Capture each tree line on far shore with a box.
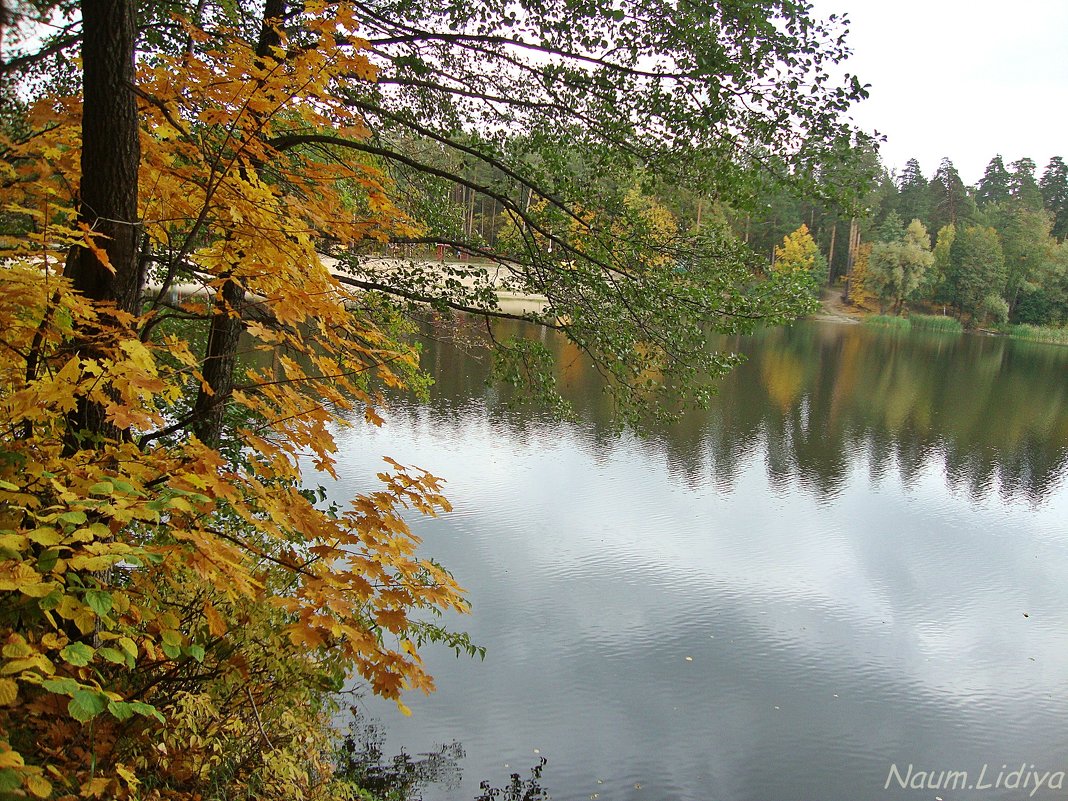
[745,153,1068,327]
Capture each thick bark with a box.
[63,0,140,448]
[67,0,142,312]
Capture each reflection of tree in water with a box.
[474,757,550,801]
[333,705,551,801]
[397,317,1068,504]
[335,707,464,800]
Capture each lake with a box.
[326,319,1068,801]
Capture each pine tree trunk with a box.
[826,222,836,284]
[67,0,141,311]
[62,0,140,449]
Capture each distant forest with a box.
[428,150,1068,328]
[748,153,1068,326]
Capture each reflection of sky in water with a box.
[325,324,1068,801]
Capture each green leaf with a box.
[68,689,107,722]
[160,629,182,647]
[41,677,81,696]
[127,700,165,723]
[88,481,114,495]
[107,700,135,721]
[0,769,22,792]
[38,588,62,611]
[97,646,125,665]
[112,480,143,496]
[58,511,87,525]
[59,642,95,667]
[161,642,181,660]
[35,549,59,573]
[186,644,205,663]
[84,589,113,617]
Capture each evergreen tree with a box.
[928,157,978,234]
[896,158,931,227]
[876,210,905,243]
[976,155,1012,207]
[1040,156,1068,240]
[1009,157,1044,210]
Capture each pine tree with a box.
[896,158,930,227]
[976,155,1012,207]
[1009,157,1044,210]
[928,157,978,234]
[1040,156,1068,240]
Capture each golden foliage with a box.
[773,224,819,274]
[847,242,878,310]
[1,7,468,800]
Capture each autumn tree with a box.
[773,224,823,297]
[1,0,868,797]
[845,241,877,310]
[774,224,820,273]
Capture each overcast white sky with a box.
[809,0,1068,185]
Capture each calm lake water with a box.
[327,319,1068,801]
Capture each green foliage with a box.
[1009,158,1045,210]
[998,323,1068,345]
[1040,157,1068,240]
[908,314,963,334]
[981,202,1055,316]
[977,155,1012,207]
[979,293,1011,325]
[866,219,934,312]
[895,158,931,226]
[875,211,906,243]
[946,225,1006,323]
[928,158,979,234]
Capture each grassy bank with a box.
[998,324,1068,345]
[909,314,964,333]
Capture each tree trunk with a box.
[841,216,858,302]
[191,0,285,446]
[191,278,246,444]
[62,0,140,449]
[67,0,141,312]
[826,222,836,284]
